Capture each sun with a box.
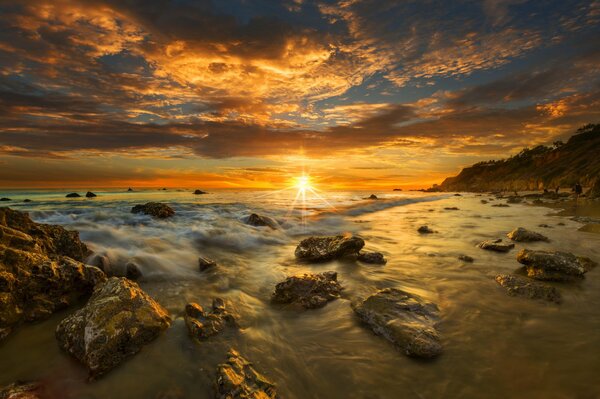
[295,175,311,193]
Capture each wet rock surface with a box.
[352,288,442,359]
[0,381,43,399]
[55,277,171,379]
[131,202,175,219]
[357,251,387,264]
[477,239,515,252]
[125,261,142,280]
[244,213,279,229]
[507,227,549,242]
[417,225,435,234]
[516,249,596,281]
[215,349,277,399]
[184,298,237,340]
[272,271,342,309]
[495,274,561,303]
[0,208,104,340]
[294,234,364,262]
[198,256,217,272]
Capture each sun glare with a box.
[295,175,311,193]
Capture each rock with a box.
[352,288,442,359]
[480,200,488,204]
[507,227,549,242]
[538,224,552,228]
[557,222,566,226]
[198,256,217,272]
[85,191,97,198]
[578,223,600,234]
[244,213,279,229]
[495,274,561,303]
[506,196,523,204]
[23,199,32,203]
[357,251,387,264]
[294,234,364,262]
[393,188,402,191]
[184,298,237,340]
[477,239,515,252]
[89,254,112,275]
[55,277,171,379]
[193,189,207,195]
[444,207,459,210]
[272,271,342,309]
[215,349,277,399]
[0,198,10,202]
[127,187,134,192]
[131,202,175,219]
[0,382,43,399]
[492,204,510,207]
[65,193,81,198]
[0,208,103,340]
[417,225,435,234]
[125,261,142,280]
[368,194,378,200]
[516,249,596,281]
[458,255,474,262]
[453,193,462,196]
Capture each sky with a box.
[0,0,599,189]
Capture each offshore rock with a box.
[193,189,207,195]
[368,194,378,200]
[516,249,596,281]
[125,261,142,280]
[495,274,561,303]
[131,202,175,219]
[272,271,342,309]
[184,298,237,340]
[244,213,279,229]
[55,277,171,379]
[198,256,217,272]
[357,251,387,264]
[215,349,277,399]
[65,193,81,198]
[352,288,442,359]
[507,227,549,242]
[295,234,364,262]
[458,255,474,262]
[85,191,97,198]
[477,239,515,252]
[0,198,10,202]
[417,225,435,234]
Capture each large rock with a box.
[477,239,515,252]
[495,274,561,303]
[193,189,207,195]
[184,298,237,340]
[507,227,549,242]
[55,277,171,379]
[352,288,442,359]
[244,213,279,229]
[215,349,277,399]
[131,202,175,219]
[516,249,596,281]
[272,271,342,309]
[85,191,97,198]
[0,208,103,340]
[417,225,435,234]
[0,382,43,399]
[65,193,81,198]
[357,251,387,264]
[294,234,364,262]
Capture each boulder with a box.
[85,191,97,198]
[495,274,561,303]
[244,213,279,229]
[368,194,378,200]
[294,235,364,262]
[352,288,442,358]
[272,271,342,309]
[65,193,81,198]
[23,199,32,203]
[516,249,596,281]
[55,277,171,379]
[0,198,10,202]
[357,251,387,264]
[0,382,43,399]
[507,227,549,242]
[417,225,435,234]
[193,189,207,195]
[127,187,134,192]
[458,255,474,262]
[0,208,103,340]
[184,298,237,340]
[131,202,175,219]
[215,349,277,399]
[477,239,515,252]
[198,256,217,272]
[125,261,142,280]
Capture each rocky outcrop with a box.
[516,249,596,281]
[294,234,364,262]
[477,239,515,252]
[0,208,104,340]
[0,198,10,202]
[495,274,561,303]
[507,227,548,242]
[65,193,81,198]
[125,261,142,280]
[352,288,442,359]
[357,251,387,264]
[85,191,97,198]
[244,213,279,229]
[131,202,175,219]
[55,277,171,379]
[0,382,43,399]
[193,190,207,195]
[272,271,342,309]
[215,349,277,399]
[368,194,378,200]
[184,298,237,340]
[417,225,435,234]
[198,256,217,272]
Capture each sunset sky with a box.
[0,0,599,189]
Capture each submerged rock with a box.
[294,234,364,262]
[516,249,596,281]
[131,202,175,219]
[495,274,561,303]
[0,381,43,398]
[506,196,523,204]
[215,349,277,399]
[198,256,217,272]
[65,193,81,198]
[507,227,549,242]
[458,255,474,262]
[357,251,387,264]
[55,277,171,379]
[477,239,515,252]
[352,288,442,359]
[272,271,342,309]
[417,225,435,234]
[244,213,279,229]
[0,208,103,340]
[85,191,97,198]
[193,189,207,195]
[184,298,237,340]
[444,207,459,210]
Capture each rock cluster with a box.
[184,298,237,340]
[131,202,175,219]
[215,349,277,399]
[294,235,364,262]
[516,249,595,281]
[272,271,342,309]
[507,227,548,242]
[495,274,561,303]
